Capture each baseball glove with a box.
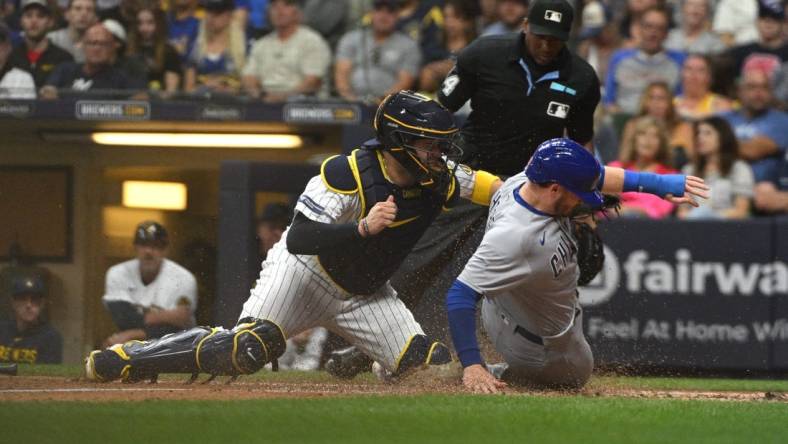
[573,194,621,286]
[575,222,604,286]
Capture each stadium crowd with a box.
[0,0,786,218]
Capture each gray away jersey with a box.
[458,172,580,337]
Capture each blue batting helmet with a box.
[524,138,604,209]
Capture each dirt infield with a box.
[1,375,786,403]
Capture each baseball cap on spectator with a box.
[758,0,785,20]
[203,0,235,12]
[10,275,47,298]
[102,19,126,43]
[21,0,51,14]
[528,0,575,42]
[373,0,403,10]
[578,1,611,40]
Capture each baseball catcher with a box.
[86,91,502,383]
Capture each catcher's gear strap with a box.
[394,334,452,375]
[574,222,604,286]
[196,318,286,376]
[469,168,500,206]
[320,154,358,195]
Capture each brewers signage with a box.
[75,101,150,120]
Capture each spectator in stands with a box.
[577,0,619,88]
[40,21,144,98]
[126,2,183,93]
[0,22,35,98]
[102,18,148,87]
[665,0,724,55]
[418,0,476,94]
[674,54,733,120]
[102,221,198,347]
[753,149,788,214]
[476,0,498,32]
[617,0,659,48]
[184,0,245,94]
[724,0,788,80]
[604,6,685,114]
[396,0,444,64]
[241,0,330,102]
[334,0,419,103]
[721,68,788,182]
[621,81,695,166]
[481,0,527,37]
[0,274,62,364]
[609,116,678,218]
[303,0,348,49]
[713,0,758,48]
[9,0,73,88]
[167,0,199,60]
[47,0,98,62]
[94,0,121,21]
[678,116,754,219]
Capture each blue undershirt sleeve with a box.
[446,279,483,368]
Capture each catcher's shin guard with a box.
[394,334,452,375]
[85,318,286,382]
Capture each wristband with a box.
[623,171,685,197]
[361,218,370,237]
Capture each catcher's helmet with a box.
[133,221,169,247]
[373,91,462,188]
[524,138,604,209]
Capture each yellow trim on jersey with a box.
[471,170,500,206]
[375,150,393,182]
[321,155,358,195]
[383,113,458,135]
[347,150,367,219]
[231,331,243,373]
[424,6,444,27]
[195,328,220,372]
[394,334,418,372]
[425,341,441,365]
[389,215,421,227]
[110,343,131,361]
[120,365,131,381]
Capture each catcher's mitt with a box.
[573,194,619,286]
[575,222,604,286]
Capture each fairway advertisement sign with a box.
[580,218,787,370]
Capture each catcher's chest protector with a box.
[318,146,452,295]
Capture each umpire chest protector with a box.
[318,142,457,295]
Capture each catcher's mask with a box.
[374,91,463,189]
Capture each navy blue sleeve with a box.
[446,279,483,368]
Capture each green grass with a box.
[2,396,788,444]
[6,365,788,443]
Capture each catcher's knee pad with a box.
[395,334,452,375]
[196,318,286,376]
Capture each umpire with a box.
[391,0,600,341]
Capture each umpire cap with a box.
[528,0,575,41]
[10,275,47,298]
[524,138,604,209]
[133,221,169,247]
